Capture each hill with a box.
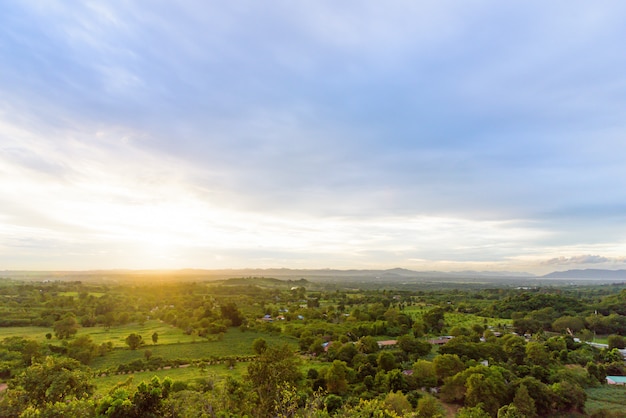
[541,269,626,280]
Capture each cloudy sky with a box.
[1,1,626,273]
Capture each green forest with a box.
[1,275,625,417]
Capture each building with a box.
[606,376,626,385]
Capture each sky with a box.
[1,1,626,274]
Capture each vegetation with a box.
[0,275,625,417]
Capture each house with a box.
[606,376,626,385]
[428,336,453,345]
[377,340,397,349]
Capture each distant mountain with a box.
[1,267,535,282]
[447,270,535,278]
[541,269,626,279]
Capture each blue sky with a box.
[1,1,626,273]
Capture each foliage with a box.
[0,356,94,416]
[336,399,401,417]
[53,314,79,339]
[423,307,446,333]
[125,333,144,350]
[415,394,445,418]
[2,277,626,417]
[97,376,172,417]
[247,344,302,417]
[456,405,491,418]
[383,391,412,415]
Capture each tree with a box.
[383,391,412,416]
[511,383,537,418]
[497,404,525,418]
[1,356,94,415]
[423,307,446,333]
[525,341,550,367]
[356,336,379,354]
[607,334,626,350]
[338,399,400,417]
[66,335,98,364]
[53,314,79,339]
[18,399,95,418]
[220,302,244,327]
[247,344,302,417]
[551,380,586,413]
[457,405,491,418]
[440,365,508,414]
[552,316,585,333]
[513,377,553,416]
[501,334,526,365]
[413,320,426,337]
[125,333,143,350]
[465,370,508,417]
[324,394,343,414]
[415,394,445,418]
[335,343,358,366]
[252,337,268,355]
[325,360,350,395]
[587,361,607,385]
[97,376,172,417]
[384,369,407,393]
[412,359,437,389]
[433,353,465,384]
[377,351,397,372]
[397,334,431,357]
[151,332,159,345]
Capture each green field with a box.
[403,306,513,330]
[0,321,200,346]
[0,321,298,371]
[77,321,200,347]
[585,385,626,415]
[57,291,105,298]
[0,326,51,342]
[92,363,244,396]
[90,327,297,370]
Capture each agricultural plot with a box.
[585,386,626,415]
[92,363,244,396]
[90,328,297,370]
[404,306,513,330]
[0,326,51,342]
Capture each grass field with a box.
[0,326,51,342]
[0,321,298,371]
[92,363,244,396]
[92,356,325,396]
[403,307,513,330]
[76,321,200,347]
[585,385,626,415]
[57,291,105,298]
[90,328,297,370]
[0,320,200,346]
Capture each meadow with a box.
[403,306,514,330]
[90,327,297,370]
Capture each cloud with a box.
[2,2,626,270]
[541,255,618,266]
